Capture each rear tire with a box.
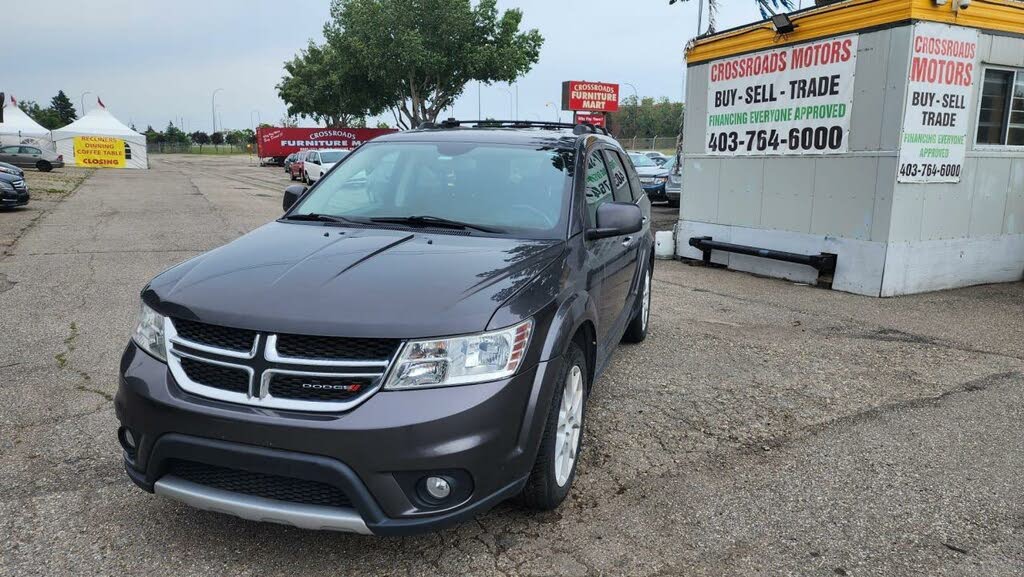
[36,161,52,172]
[623,262,652,343]
[518,342,588,511]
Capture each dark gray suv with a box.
[116,120,654,535]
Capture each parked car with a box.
[283,153,299,174]
[0,145,64,172]
[629,150,670,166]
[0,161,25,177]
[302,149,349,183]
[628,152,672,204]
[663,156,681,208]
[289,156,305,181]
[0,171,29,209]
[116,120,654,536]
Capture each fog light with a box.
[123,428,137,448]
[425,476,451,500]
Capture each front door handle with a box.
[622,236,633,247]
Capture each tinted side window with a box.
[602,150,634,203]
[584,151,613,227]
[21,147,41,154]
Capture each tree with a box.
[278,116,299,128]
[210,132,225,146]
[143,125,163,144]
[164,122,190,145]
[190,131,210,152]
[50,90,77,126]
[277,41,378,127]
[309,0,543,129]
[17,99,62,130]
[670,0,794,34]
[607,96,684,140]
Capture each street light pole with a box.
[545,102,561,123]
[80,91,92,115]
[211,88,224,134]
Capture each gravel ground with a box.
[0,155,1021,577]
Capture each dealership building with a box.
[677,0,1024,296]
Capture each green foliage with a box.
[277,41,378,127]
[50,90,78,126]
[224,129,256,145]
[17,99,63,130]
[210,132,225,146]
[277,0,543,129]
[190,131,210,151]
[164,122,190,145]
[607,96,684,140]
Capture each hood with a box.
[635,165,668,177]
[144,222,564,339]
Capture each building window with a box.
[976,67,1024,146]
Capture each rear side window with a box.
[584,152,613,227]
[602,150,634,203]
[21,147,41,154]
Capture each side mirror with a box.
[283,184,307,212]
[586,202,643,240]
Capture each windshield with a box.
[291,141,574,238]
[319,150,348,164]
[629,153,657,167]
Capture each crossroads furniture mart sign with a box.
[705,34,858,156]
[896,23,978,183]
[561,81,620,112]
[73,136,125,168]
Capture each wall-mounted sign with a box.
[896,22,978,183]
[574,112,607,127]
[562,81,620,112]
[704,34,858,156]
[73,136,125,168]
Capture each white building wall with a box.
[679,25,1024,296]
[881,31,1024,295]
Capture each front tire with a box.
[623,263,651,343]
[518,342,588,511]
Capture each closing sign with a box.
[705,34,858,156]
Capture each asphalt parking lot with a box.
[1,155,1021,577]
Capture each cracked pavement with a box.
[0,155,1022,576]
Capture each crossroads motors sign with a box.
[562,81,620,112]
[255,127,396,158]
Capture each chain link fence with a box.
[147,142,251,155]
[613,135,680,153]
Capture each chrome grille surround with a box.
[165,318,402,413]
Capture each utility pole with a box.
[80,91,92,115]
[211,88,224,134]
[478,82,482,119]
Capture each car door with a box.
[0,146,20,165]
[20,147,42,167]
[600,148,645,331]
[583,146,636,348]
[308,152,321,181]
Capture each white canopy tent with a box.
[52,104,147,169]
[0,97,54,150]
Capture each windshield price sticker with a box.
[705,34,858,156]
[897,23,978,183]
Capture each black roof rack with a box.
[418,118,610,136]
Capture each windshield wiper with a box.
[369,215,504,234]
[282,213,355,224]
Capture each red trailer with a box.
[255,127,397,166]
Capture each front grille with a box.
[275,334,399,361]
[269,374,375,401]
[173,318,257,353]
[179,357,249,393]
[167,460,352,508]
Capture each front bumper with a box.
[0,192,29,207]
[642,182,668,200]
[115,343,562,535]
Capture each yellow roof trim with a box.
[686,0,1024,65]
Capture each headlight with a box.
[384,320,532,390]
[655,176,669,184]
[132,302,167,362]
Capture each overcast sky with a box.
[6,0,781,132]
